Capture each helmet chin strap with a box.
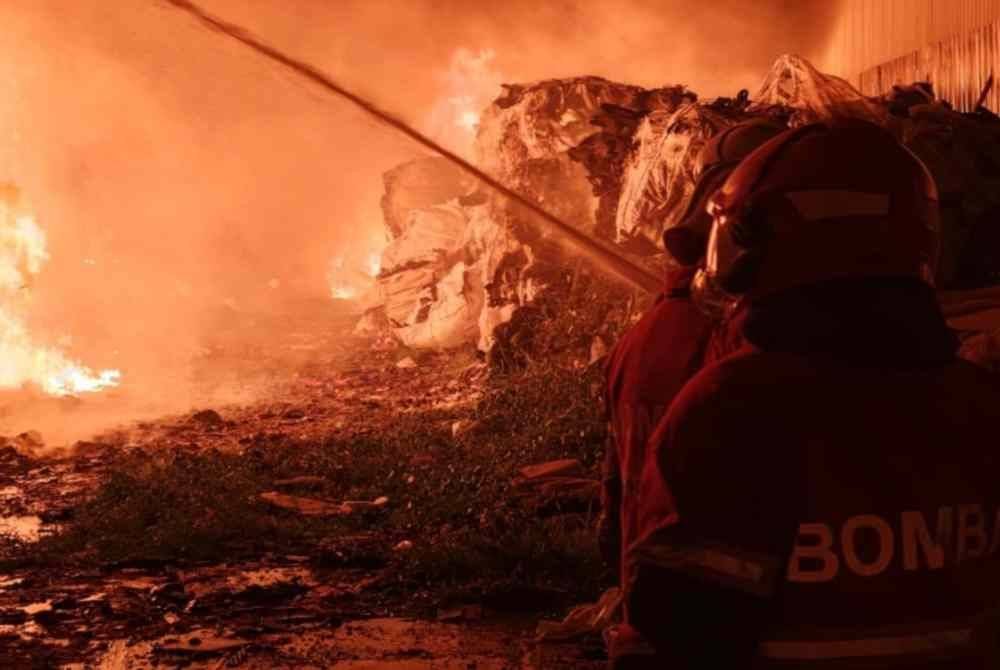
[690,268,738,320]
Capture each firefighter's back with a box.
[622,119,1000,670]
[687,348,1000,668]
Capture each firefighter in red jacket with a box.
[601,119,785,664]
[625,120,1000,668]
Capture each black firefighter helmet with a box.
[663,118,787,266]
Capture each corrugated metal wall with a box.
[824,0,1000,110]
[857,19,999,110]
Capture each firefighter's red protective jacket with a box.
[626,278,1000,668]
[602,268,739,587]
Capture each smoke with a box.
[0,0,837,446]
[424,48,506,158]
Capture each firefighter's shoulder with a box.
[651,348,812,487]
[657,348,812,441]
[640,349,808,586]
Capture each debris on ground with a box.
[191,409,225,428]
[155,630,250,656]
[273,475,326,489]
[437,604,484,622]
[395,356,418,369]
[258,491,352,516]
[536,587,623,642]
[519,459,585,481]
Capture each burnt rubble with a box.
[0,333,611,666]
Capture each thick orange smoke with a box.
[0,0,838,445]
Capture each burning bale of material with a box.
[366,77,696,353]
[372,157,477,349]
[362,54,1000,363]
[366,78,640,351]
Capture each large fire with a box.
[456,109,481,132]
[0,192,120,397]
[328,251,382,301]
[427,48,503,155]
[366,251,381,278]
[325,49,495,306]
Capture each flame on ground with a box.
[328,251,382,301]
[0,191,120,397]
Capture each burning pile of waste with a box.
[357,54,1000,360]
[359,77,692,351]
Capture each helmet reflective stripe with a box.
[704,213,731,286]
[784,191,890,222]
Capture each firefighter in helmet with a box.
[624,120,1000,668]
[601,118,786,664]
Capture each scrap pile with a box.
[363,54,1000,363]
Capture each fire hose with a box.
[160,0,664,295]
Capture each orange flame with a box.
[366,251,381,278]
[328,252,381,301]
[427,48,503,155]
[0,194,120,396]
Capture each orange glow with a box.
[331,285,358,300]
[0,195,120,397]
[457,109,480,132]
[427,48,503,156]
[328,251,382,301]
[366,252,382,278]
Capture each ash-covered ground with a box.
[0,281,628,668]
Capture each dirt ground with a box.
[0,298,611,669]
[0,558,604,668]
